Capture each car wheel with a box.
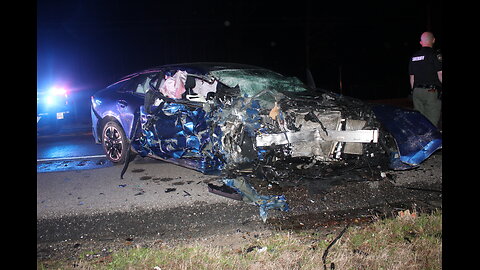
[102,121,128,163]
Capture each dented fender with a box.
[371,104,442,167]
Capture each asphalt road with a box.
[37,150,442,261]
[37,132,101,160]
[37,152,269,260]
[36,110,443,261]
[36,119,114,172]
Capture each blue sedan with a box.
[91,62,442,182]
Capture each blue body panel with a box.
[91,84,144,142]
[371,105,442,168]
[136,102,223,174]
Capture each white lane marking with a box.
[37,154,106,162]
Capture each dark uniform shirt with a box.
[408,47,442,88]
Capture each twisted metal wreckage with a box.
[119,67,442,222]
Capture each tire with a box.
[102,121,128,163]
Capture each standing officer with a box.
[408,31,443,127]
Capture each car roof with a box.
[115,62,268,84]
[156,62,267,74]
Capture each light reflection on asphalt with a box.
[37,156,113,173]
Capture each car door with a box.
[112,72,157,139]
[139,71,221,173]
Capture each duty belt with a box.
[415,84,440,90]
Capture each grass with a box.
[327,209,442,269]
[38,209,442,270]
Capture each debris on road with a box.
[207,183,243,201]
[222,177,289,222]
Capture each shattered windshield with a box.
[210,69,308,98]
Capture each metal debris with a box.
[222,177,289,222]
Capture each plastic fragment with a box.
[165,188,176,193]
[222,177,289,222]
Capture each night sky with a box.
[37,0,442,99]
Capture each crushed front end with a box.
[213,89,394,186]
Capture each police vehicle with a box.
[37,86,71,134]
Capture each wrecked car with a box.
[91,62,441,174]
[91,62,442,220]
